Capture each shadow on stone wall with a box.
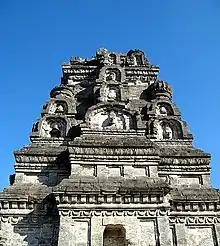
[75,81,95,120]
[9,145,74,245]
[37,149,71,187]
[13,194,60,246]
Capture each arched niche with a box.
[105,68,121,82]
[155,119,183,140]
[103,224,126,246]
[155,102,174,116]
[140,88,152,101]
[48,100,68,114]
[97,65,126,83]
[85,104,136,130]
[40,117,67,138]
[127,49,149,66]
[108,53,117,65]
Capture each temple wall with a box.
[0,215,59,246]
[1,214,220,245]
[1,48,218,246]
[174,224,217,246]
[58,214,173,246]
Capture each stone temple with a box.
[0,48,219,246]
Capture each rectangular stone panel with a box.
[107,166,121,176]
[80,165,95,176]
[177,175,201,186]
[186,226,216,246]
[138,219,157,246]
[73,220,89,246]
[133,167,147,176]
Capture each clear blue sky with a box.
[0,0,220,191]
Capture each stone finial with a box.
[152,80,173,99]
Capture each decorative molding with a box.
[15,163,69,172]
[160,157,210,165]
[0,216,22,224]
[171,202,219,212]
[0,201,34,210]
[169,216,220,225]
[158,165,210,172]
[0,215,59,224]
[15,155,58,164]
[55,193,164,205]
[69,147,158,156]
[59,209,169,217]
[153,140,192,146]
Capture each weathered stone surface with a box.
[0,48,219,245]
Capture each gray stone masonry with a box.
[0,48,219,246]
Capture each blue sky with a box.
[0,0,220,190]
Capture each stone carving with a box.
[1,49,217,246]
[163,125,172,139]
[70,147,156,156]
[130,55,137,66]
[48,103,57,114]
[56,104,65,113]
[70,56,85,64]
[41,120,52,137]
[155,121,173,140]
[49,102,65,114]
[108,53,117,65]
[96,48,107,64]
[128,50,144,66]
[105,71,116,81]
[169,216,220,225]
[40,118,66,138]
[96,47,108,56]
[67,76,80,85]
[105,69,121,82]
[102,86,119,102]
[155,121,163,139]
[134,55,143,66]
[156,105,167,116]
[59,210,169,218]
[135,76,142,85]
[103,111,124,130]
[88,109,131,130]
[55,192,163,205]
[106,89,117,101]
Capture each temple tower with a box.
[0,48,219,246]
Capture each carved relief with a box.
[41,120,52,137]
[163,125,173,139]
[88,109,132,130]
[155,103,173,116]
[108,53,117,65]
[101,86,120,102]
[105,69,121,82]
[67,76,81,85]
[59,210,169,217]
[102,111,124,130]
[107,89,117,101]
[155,120,182,140]
[40,118,66,138]
[48,102,66,114]
[127,49,148,66]
[155,122,173,140]
[131,54,142,66]
[155,105,168,116]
